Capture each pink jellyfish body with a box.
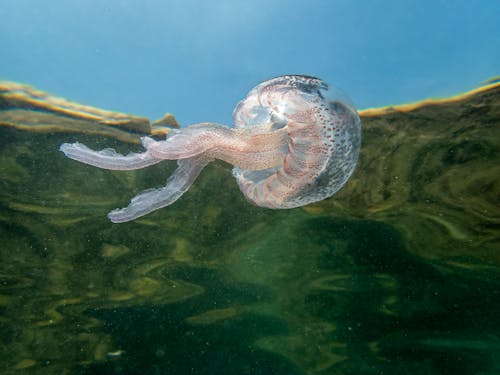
[60,75,361,222]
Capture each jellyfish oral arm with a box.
[107,156,211,223]
[59,122,290,222]
[146,123,289,170]
[60,123,288,172]
[59,142,162,170]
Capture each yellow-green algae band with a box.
[359,81,500,117]
[0,81,179,143]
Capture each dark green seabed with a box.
[0,82,499,374]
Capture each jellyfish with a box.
[60,75,361,223]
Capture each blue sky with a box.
[1,0,499,126]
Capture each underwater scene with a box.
[1,1,500,374]
[0,79,499,374]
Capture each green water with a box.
[1,94,500,375]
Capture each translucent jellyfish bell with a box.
[232,75,362,209]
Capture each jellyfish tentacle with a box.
[107,155,212,223]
